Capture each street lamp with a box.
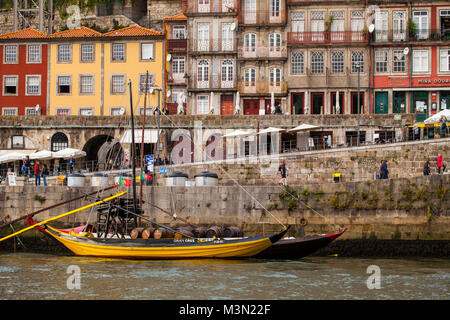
[356,61,361,147]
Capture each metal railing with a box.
[239,10,287,25]
[237,81,288,94]
[238,46,288,59]
[288,31,369,44]
[373,29,450,42]
[167,39,188,51]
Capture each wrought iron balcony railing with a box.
[288,31,369,44]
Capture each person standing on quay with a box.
[278,160,288,186]
[423,161,431,176]
[437,154,446,174]
[42,164,49,186]
[34,161,41,186]
[440,115,447,138]
[68,155,76,174]
[380,160,389,179]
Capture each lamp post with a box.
[356,61,361,147]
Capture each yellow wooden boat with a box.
[30,220,287,260]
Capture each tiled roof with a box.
[103,25,163,37]
[48,26,102,38]
[0,28,47,39]
[164,13,187,21]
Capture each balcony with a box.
[187,0,238,15]
[167,39,188,52]
[287,0,360,3]
[238,46,287,59]
[373,29,450,43]
[239,10,287,25]
[166,102,186,115]
[288,31,369,44]
[167,72,187,85]
[238,81,288,95]
[189,77,237,91]
[189,39,236,53]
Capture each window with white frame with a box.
[80,44,94,62]
[11,135,24,148]
[2,108,18,116]
[172,56,185,74]
[244,33,256,52]
[139,74,154,94]
[197,23,210,51]
[221,59,233,85]
[139,107,153,115]
[197,59,209,83]
[375,50,388,73]
[291,12,305,35]
[3,76,18,95]
[413,11,429,40]
[413,50,429,73]
[270,0,280,17]
[79,108,94,116]
[330,11,345,41]
[245,68,256,85]
[26,75,41,95]
[141,43,154,61]
[27,45,41,63]
[311,12,325,41]
[25,107,41,116]
[351,51,364,73]
[375,11,388,41]
[351,11,364,41]
[222,23,234,51]
[393,50,406,72]
[331,51,344,73]
[173,25,186,39]
[112,43,125,61]
[269,33,281,52]
[170,89,185,103]
[58,44,71,62]
[56,108,71,116]
[439,49,450,72]
[111,74,126,94]
[4,45,18,63]
[79,75,94,94]
[197,95,209,114]
[270,68,281,84]
[290,51,304,74]
[57,75,71,94]
[110,107,124,116]
[311,51,324,74]
[393,11,406,41]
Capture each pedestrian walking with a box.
[380,160,389,179]
[278,160,288,186]
[42,164,49,186]
[34,161,41,186]
[437,154,446,174]
[440,115,447,138]
[413,120,420,140]
[68,155,76,174]
[423,161,431,176]
[25,156,31,177]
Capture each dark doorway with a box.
[311,92,324,114]
[351,92,364,114]
[244,99,259,115]
[291,93,304,114]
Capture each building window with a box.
[170,89,185,103]
[79,75,94,94]
[393,50,406,72]
[375,11,388,41]
[221,59,233,86]
[197,59,209,83]
[4,45,18,63]
[58,44,72,62]
[57,75,71,94]
[413,10,429,40]
[439,49,450,72]
[3,76,18,95]
[270,0,280,17]
[139,107,153,115]
[291,51,304,74]
[351,51,364,73]
[270,68,281,83]
[26,75,41,95]
[25,107,41,116]
[197,23,210,51]
[269,33,281,52]
[11,135,24,149]
[172,56,185,74]
[392,11,406,41]
[2,108,18,116]
[51,132,69,151]
[222,23,234,51]
[245,68,256,85]
[197,95,209,114]
[311,51,324,74]
[110,107,124,116]
[375,50,388,73]
[55,108,71,116]
[141,43,154,61]
[111,74,126,94]
[351,11,364,41]
[173,25,186,39]
[27,45,41,63]
[112,43,125,61]
[139,74,154,94]
[79,107,94,116]
[413,50,429,73]
[331,51,344,73]
[80,44,94,62]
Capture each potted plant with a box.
[408,20,417,40]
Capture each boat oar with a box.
[0,185,119,230]
[0,191,128,243]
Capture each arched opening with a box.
[82,135,123,171]
[51,132,68,152]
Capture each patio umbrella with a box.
[0,152,27,164]
[271,92,275,114]
[210,92,215,114]
[29,150,54,160]
[52,148,86,159]
[177,92,184,115]
[288,124,320,132]
[223,130,254,138]
[335,91,340,114]
[235,92,240,114]
[424,109,450,123]
[257,127,284,135]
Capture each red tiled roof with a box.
[103,25,163,37]
[48,26,102,38]
[164,13,187,21]
[0,28,47,39]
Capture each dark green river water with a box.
[0,253,448,300]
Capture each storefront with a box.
[411,91,429,122]
[440,91,450,110]
[375,92,389,114]
[393,91,407,114]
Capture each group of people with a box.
[424,154,447,176]
[20,155,77,186]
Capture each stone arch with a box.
[82,135,123,171]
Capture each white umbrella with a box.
[29,150,54,160]
[304,91,309,114]
[52,148,86,159]
[210,92,215,114]
[235,92,240,114]
[257,127,284,135]
[177,92,184,114]
[223,130,254,138]
[424,109,450,123]
[270,92,275,114]
[0,152,27,164]
[335,91,340,114]
[288,124,320,132]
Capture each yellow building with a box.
[48,26,164,116]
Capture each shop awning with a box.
[0,150,36,163]
[120,129,160,144]
[52,148,86,159]
[288,124,320,132]
[257,127,284,135]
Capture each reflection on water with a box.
[0,252,449,300]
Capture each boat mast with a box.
[128,80,138,216]
[139,71,150,217]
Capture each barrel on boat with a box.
[165,171,188,186]
[67,172,86,187]
[224,226,244,238]
[175,228,194,239]
[91,172,109,187]
[193,226,208,238]
[142,227,155,239]
[205,226,225,238]
[153,227,174,239]
[130,227,144,239]
[194,171,218,186]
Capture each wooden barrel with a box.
[193,227,208,238]
[154,227,174,239]
[142,227,155,239]
[130,228,144,239]
[224,226,244,238]
[153,229,163,239]
[205,226,225,238]
[175,229,195,239]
